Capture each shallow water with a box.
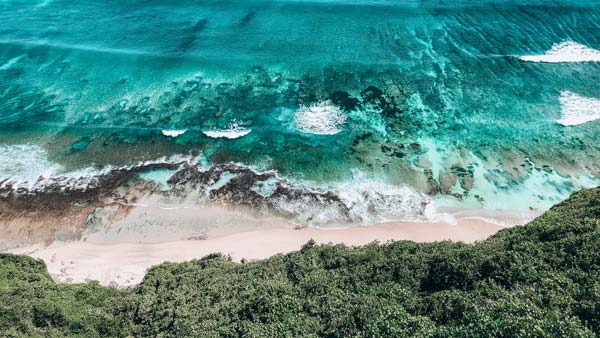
[1,0,599,222]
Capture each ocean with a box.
[1,0,599,225]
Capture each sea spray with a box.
[294,101,347,135]
[557,91,600,126]
[520,41,600,63]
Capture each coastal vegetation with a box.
[2,187,600,337]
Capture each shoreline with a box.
[7,216,504,287]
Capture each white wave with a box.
[332,174,430,223]
[0,144,64,186]
[161,129,187,137]
[203,129,251,139]
[557,91,600,126]
[294,101,346,135]
[0,145,195,191]
[272,172,431,225]
[202,122,251,139]
[520,41,600,63]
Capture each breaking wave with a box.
[164,163,431,225]
[294,101,346,135]
[0,150,431,226]
[0,146,193,192]
[557,91,600,126]
[0,144,64,186]
[202,121,252,139]
[520,41,600,63]
[161,129,187,137]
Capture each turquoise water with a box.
[1,0,599,216]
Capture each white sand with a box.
[8,216,503,287]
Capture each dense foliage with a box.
[2,188,600,337]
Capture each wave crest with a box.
[202,121,251,139]
[294,101,346,135]
[557,91,600,126]
[520,41,600,63]
[161,129,187,137]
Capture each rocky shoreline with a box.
[0,157,432,249]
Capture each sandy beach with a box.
[7,208,505,287]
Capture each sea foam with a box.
[0,144,64,186]
[161,129,187,137]
[557,91,600,126]
[271,171,431,225]
[520,41,600,63]
[0,143,194,191]
[332,175,430,223]
[294,101,346,135]
[202,122,251,139]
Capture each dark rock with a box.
[330,91,359,111]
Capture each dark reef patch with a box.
[329,91,359,111]
[240,8,258,26]
[175,18,209,54]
